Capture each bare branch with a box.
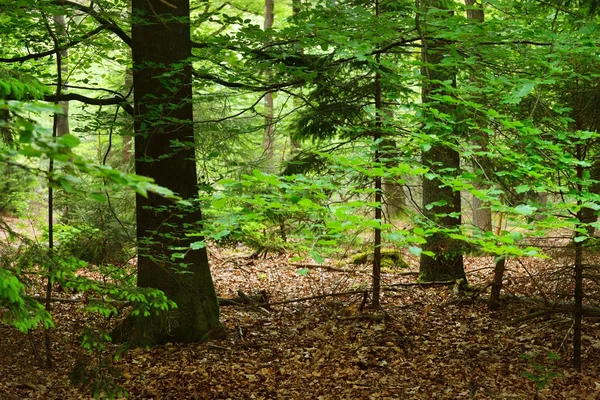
[42,93,133,115]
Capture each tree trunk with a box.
[488,256,506,311]
[289,0,302,154]
[472,186,492,231]
[53,16,69,138]
[418,0,465,282]
[465,0,492,232]
[573,146,584,371]
[382,138,405,219]
[121,69,133,164]
[128,0,221,344]
[121,3,133,164]
[262,0,276,172]
[581,165,600,235]
[53,14,70,224]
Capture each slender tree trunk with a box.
[53,14,71,223]
[122,67,133,164]
[418,0,465,282]
[262,0,275,171]
[381,127,405,219]
[489,255,506,310]
[126,0,221,344]
[581,165,600,235]
[45,12,70,367]
[120,2,133,164]
[290,0,302,154]
[573,145,584,371]
[465,0,491,232]
[53,16,69,138]
[372,1,383,307]
[472,184,492,231]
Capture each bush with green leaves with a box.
[0,96,181,398]
[0,161,37,215]
[203,169,336,256]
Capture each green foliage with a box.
[3,0,600,395]
[70,353,128,399]
[0,161,37,215]
[204,169,334,255]
[0,267,53,333]
[0,68,48,101]
[521,352,562,392]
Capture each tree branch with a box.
[192,71,303,91]
[0,24,109,63]
[42,93,133,115]
[51,0,132,46]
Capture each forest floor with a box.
[1,231,600,399]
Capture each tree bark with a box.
[262,0,276,172]
[488,255,506,310]
[122,2,133,165]
[54,15,70,139]
[128,0,221,344]
[122,66,133,164]
[382,138,405,219]
[573,146,584,371]
[418,0,465,282]
[464,0,492,232]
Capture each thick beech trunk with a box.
[418,0,465,282]
[128,0,221,344]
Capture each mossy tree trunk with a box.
[418,0,465,282]
[129,0,221,344]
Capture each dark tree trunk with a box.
[573,146,584,371]
[488,256,506,311]
[418,0,465,282]
[129,0,221,344]
[372,6,383,307]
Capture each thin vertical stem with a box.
[573,143,584,371]
[372,0,382,308]
[43,14,63,367]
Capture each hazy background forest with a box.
[1,0,600,398]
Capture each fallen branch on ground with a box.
[290,263,367,274]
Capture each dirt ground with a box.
[1,243,600,399]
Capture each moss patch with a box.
[350,249,408,270]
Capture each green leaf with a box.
[514,204,537,216]
[310,251,324,264]
[408,246,422,256]
[57,134,80,148]
[298,198,314,208]
[190,241,206,250]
